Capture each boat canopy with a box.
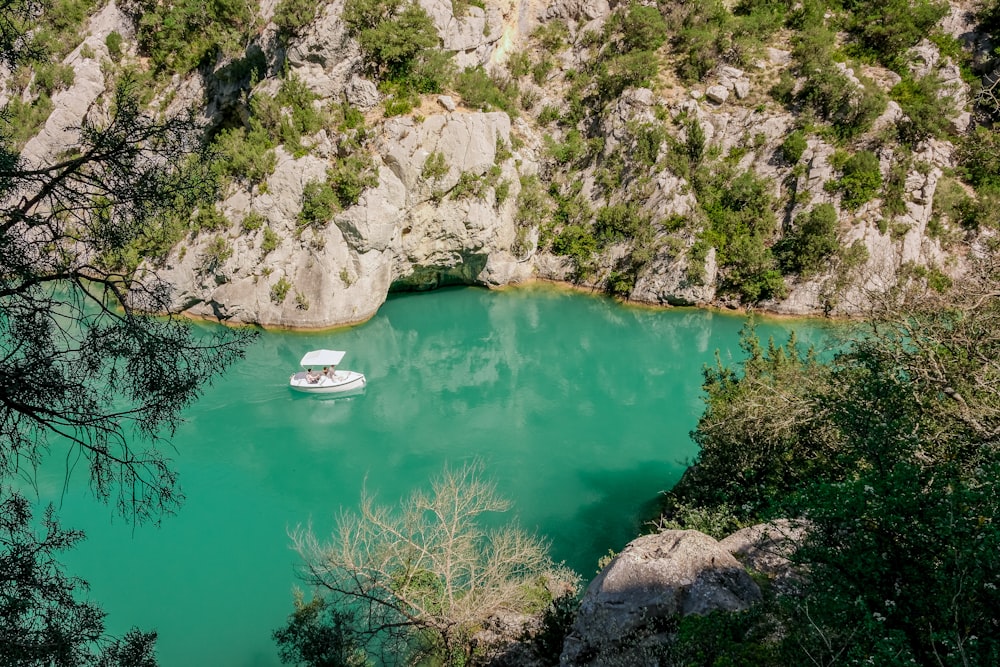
[299,349,346,368]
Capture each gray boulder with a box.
[560,530,761,666]
[718,520,806,594]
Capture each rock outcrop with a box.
[718,520,806,594]
[8,0,988,328]
[560,530,761,666]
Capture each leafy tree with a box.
[695,168,785,303]
[670,254,1000,663]
[1,13,254,660]
[891,74,956,146]
[666,320,837,523]
[0,487,158,665]
[613,2,667,53]
[1,78,255,522]
[343,0,443,87]
[775,203,840,275]
[845,0,948,64]
[133,0,258,73]
[273,591,366,667]
[290,462,578,665]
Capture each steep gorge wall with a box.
[10,0,993,328]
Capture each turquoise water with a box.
[33,285,826,666]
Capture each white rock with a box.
[734,79,751,99]
[437,95,457,111]
[705,85,729,104]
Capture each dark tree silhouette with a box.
[0,10,255,664]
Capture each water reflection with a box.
[38,285,828,667]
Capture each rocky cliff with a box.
[8,0,997,327]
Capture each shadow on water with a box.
[548,462,686,572]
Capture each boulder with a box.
[705,85,729,104]
[560,530,761,666]
[718,520,806,593]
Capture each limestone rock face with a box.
[17,0,985,328]
[20,1,130,167]
[559,530,761,666]
[718,520,806,594]
[159,111,528,327]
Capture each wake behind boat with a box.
[289,349,367,394]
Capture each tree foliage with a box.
[0,3,257,658]
[0,487,158,665]
[290,462,578,665]
[775,203,840,276]
[343,0,444,88]
[668,252,1000,663]
[1,78,255,523]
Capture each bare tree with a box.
[290,462,579,665]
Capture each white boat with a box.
[289,349,367,394]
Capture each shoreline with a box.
[173,277,856,332]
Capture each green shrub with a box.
[33,62,74,95]
[846,0,948,65]
[834,150,882,210]
[241,211,265,232]
[515,175,549,230]
[596,50,660,99]
[328,154,378,208]
[668,0,732,81]
[271,277,292,304]
[780,130,807,164]
[956,126,1000,191]
[531,57,554,85]
[533,20,569,53]
[421,151,449,181]
[594,203,648,245]
[298,181,339,228]
[193,206,230,233]
[261,227,281,255]
[545,130,588,165]
[201,235,233,272]
[612,2,668,53]
[273,0,317,37]
[105,31,123,60]
[694,168,784,302]
[343,0,446,92]
[2,94,54,148]
[791,26,886,138]
[776,203,840,276]
[881,156,909,218]
[551,225,597,267]
[494,179,511,206]
[890,74,955,146]
[135,0,257,73]
[455,67,518,114]
[211,122,277,186]
[537,105,561,125]
[451,171,486,200]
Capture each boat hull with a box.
[289,371,367,394]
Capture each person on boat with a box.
[305,368,321,383]
[326,365,337,379]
